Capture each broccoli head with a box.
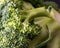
[0,0,42,48]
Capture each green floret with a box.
[0,0,42,48]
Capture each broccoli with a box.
[0,0,57,48]
[0,0,43,48]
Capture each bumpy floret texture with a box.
[0,0,41,48]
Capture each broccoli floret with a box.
[0,0,42,48]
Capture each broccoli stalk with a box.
[30,9,60,48]
[23,7,50,24]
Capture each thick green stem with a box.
[28,12,60,48]
[28,19,60,48]
[22,7,60,48]
[24,7,50,23]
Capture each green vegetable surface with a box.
[0,0,42,48]
[0,0,60,48]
